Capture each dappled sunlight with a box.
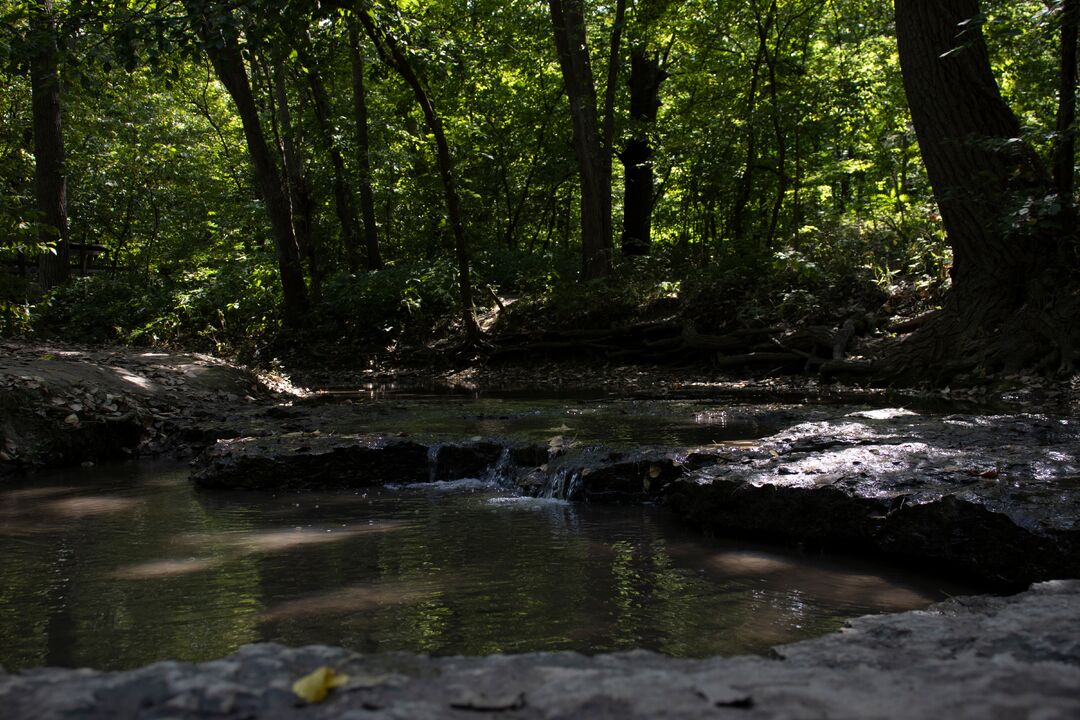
[44,495,142,518]
[0,485,81,501]
[179,522,408,555]
[110,366,155,391]
[259,583,431,621]
[110,557,220,580]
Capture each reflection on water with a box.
[0,461,979,671]
[301,395,834,448]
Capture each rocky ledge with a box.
[192,409,1079,587]
[2,579,1078,719]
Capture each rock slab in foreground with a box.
[2,580,1078,719]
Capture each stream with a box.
[0,393,984,672]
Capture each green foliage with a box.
[313,261,459,344]
[32,274,172,344]
[0,0,1063,363]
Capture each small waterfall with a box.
[565,471,582,500]
[426,444,441,483]
[541,468,580,500]
[483,447,515,487]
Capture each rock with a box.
[662,412,1080,586]
[1,581,1077,719]
[191,434,548,490]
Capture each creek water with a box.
[0,453,977,672]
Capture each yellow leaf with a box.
[292,666,349,704]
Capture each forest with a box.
[1,0,1078,384]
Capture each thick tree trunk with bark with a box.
[621,49,667,256]
[356,10,480,342]
[549,0,613,280]
[185,1,309,326]
[29,0,69,291]
[888,0,1077,378]
[349,19,382,271]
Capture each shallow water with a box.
[299,394,842,448]
[0,461,978,671]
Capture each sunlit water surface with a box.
[0,461,977,671]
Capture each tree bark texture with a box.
[886,0,1079,378]
[894,0,1050,312]
[30,0,70,291]
[349,18,383,271]
[621,49,667,256]
[550,0,613,280]
[184,0,309,325]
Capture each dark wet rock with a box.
[191,434,432,489]
[530,449,685,502]
[192,434,549,490]
[431,440,505,481]
[2,580,1078,719]
[662,410,1080,586]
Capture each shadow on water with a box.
[0,459,983,671]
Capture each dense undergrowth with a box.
[1,219,951,372]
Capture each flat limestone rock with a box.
[191,433,547,490]
[1,580,1077,719]
[663,411,1080,586]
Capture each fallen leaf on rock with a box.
[292,666,349,703]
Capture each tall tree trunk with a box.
[356,11,480,341]
[730,2,775,247]
[299,41,363,274]
[621,49,668,256]
[185,0,309,326]
[349,18,382,271]
[29,0,69,291]
[1054,0,1079,234]
[550,0,613,280]
[888,0,1072,377]
[273,65,320,301]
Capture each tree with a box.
[29,0,69,290]
[890,0,1076,376]
[548,0,621,280]
[183,0,309,326]
[349,16,382,271]
[621,47,669,256]
[353,3,481,342]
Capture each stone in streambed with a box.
[191,434,431,489]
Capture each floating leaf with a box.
[292,666,349,704]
